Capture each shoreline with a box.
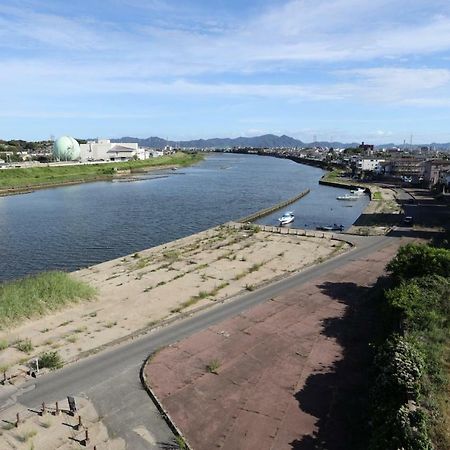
[0,153,203,197]
[0,222,351,383]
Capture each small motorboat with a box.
[350,188,366,195]
[278,211,295,225]
[336,194,359,201]
[316,224,344,231]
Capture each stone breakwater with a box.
[238,189,310,223]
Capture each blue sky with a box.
[2,0,450,143]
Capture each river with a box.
[0,153,368,282]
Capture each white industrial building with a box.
[79,139,152,162]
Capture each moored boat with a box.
[278,211,295,225]
[316,224,344,231]
[350,188,366,195]
[336,194,359,200]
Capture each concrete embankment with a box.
[319,178,369,194]
[238,189,310,223]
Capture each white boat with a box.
[336,194,359,201]
[350,188,366,195]
[278,211,295,225]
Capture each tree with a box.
[386,243,450,281]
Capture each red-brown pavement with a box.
[145,240,405,450]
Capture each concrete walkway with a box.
[144,239,407,449]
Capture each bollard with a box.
[41,402,46,415]
[2,371,6,385]
[15,412,20,428]
[55,401,60,416]
[84,428,89,444]
[76,415,83,430]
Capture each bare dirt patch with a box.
[0,396,124,449]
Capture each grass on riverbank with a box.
[323,168,345,181]
[0,152,203,190]
[0,271,97,329]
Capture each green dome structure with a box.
[52,136,81,161]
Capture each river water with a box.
[0,153,368,282]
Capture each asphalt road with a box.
[0,233,392,449]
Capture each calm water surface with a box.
[0,154,368,281]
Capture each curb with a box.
[140,356,193,450]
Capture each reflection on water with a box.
[0,154,368,281]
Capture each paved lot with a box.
[145,240,407,450]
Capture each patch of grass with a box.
[0,271,96,329]
[65,335,78,343]
[38,351,63,370]
[209,282,229,297]
[133,258,149,270]
[234,270,247,280]
[16,338,33,353]
[206,359,220,374]
[324,168,344,180]
[104,321,117,328]
[0,339,9,350]
[57,320,73,327]
[249,262,263,273]
[244,284,255,291]
[372,191,383,200]
[162,249,181,262]
[174,435,187,450]
[74,326,87,333]
[2,422,15,431]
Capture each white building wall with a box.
[357,158,385,172]
[80,140,139,162]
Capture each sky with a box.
[1,0,450,144]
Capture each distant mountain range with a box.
[112,134,450,150]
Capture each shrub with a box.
[385,275,449,332]
[38,351,63,370]
[386,244,450,281]
[206,359,220,374]
[373,335,424,399]
[16,338,33,353]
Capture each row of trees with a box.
[369,243,450,449]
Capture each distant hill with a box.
[111,134,450,151]
[112,134,358,149]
